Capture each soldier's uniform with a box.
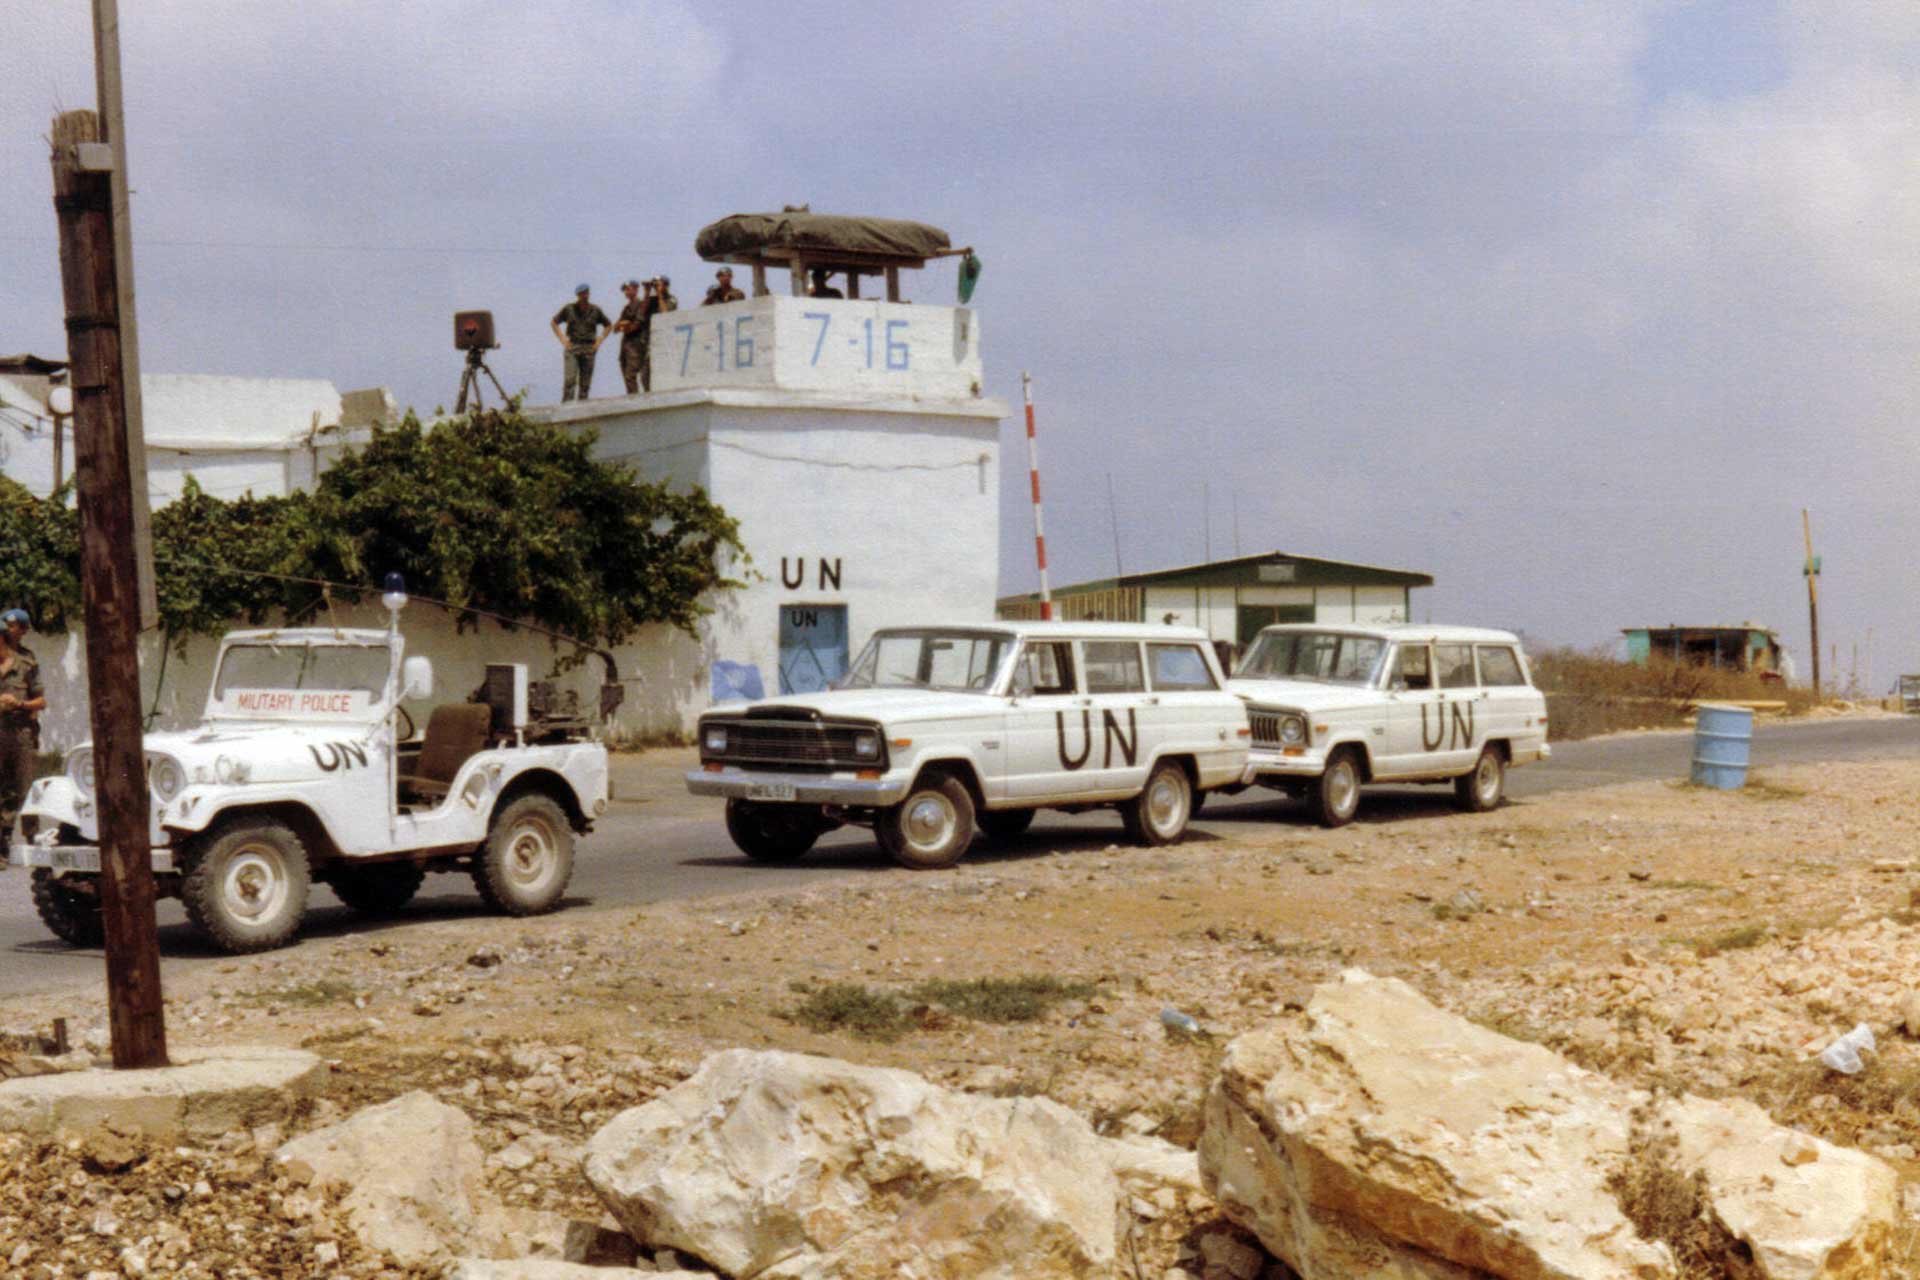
[622,289,676,393]
[0,644,42,831]
[702,283,746,306]
[552,298,612,401]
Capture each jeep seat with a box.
[399,703,493,801]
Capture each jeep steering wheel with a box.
[395,704,417,740]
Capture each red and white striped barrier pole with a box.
[1022,372,1053,620]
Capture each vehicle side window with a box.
[1391,644,1432,691]
[1083,641,1146,693]
[1477,645,1527,686]
[1434,644,1476,689]
[1016,641,1075,695]
[1148,643,1218,691]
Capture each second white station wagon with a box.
[1230,623,1549,827]
[689,622,1251,868]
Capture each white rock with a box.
[449,1263,706,1280]
[1199,971,1896,1280]
[275,1090,499,1265]
[584,1048,1122,1279]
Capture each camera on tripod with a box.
[452,310,506,413]
[453,310,497,351]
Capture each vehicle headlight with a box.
[68,749,94,799]
[702,724,729,753]
[147,753,185,802]
[1279,715,1308,747]
[851,731,880,760]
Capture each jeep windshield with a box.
[210,641,391,719]
[1236,631,1385,687]
[839,629,1014,692]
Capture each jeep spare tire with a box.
[724,798,822,862]
[877,774,974,870]
[182,818,312,954]
[30,868,105,948]
[475,794,574,915]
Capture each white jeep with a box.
[10,623,610,953]
[1230,623,1550,827]
[688,622,1251,868]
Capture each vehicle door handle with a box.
[1144,696,1160,706]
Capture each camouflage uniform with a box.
[620,291,676,393]
[0,645,42,830]
[552,300,612,401]
[702,283,746,306]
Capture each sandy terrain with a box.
[5,754,1920,1277]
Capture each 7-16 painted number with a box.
[674,317,757,376]
[803,312,910,370]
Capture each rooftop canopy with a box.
[694,209,963,301]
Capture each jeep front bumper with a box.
[10,837,176,874]
[686,766,910,807]
[1245,745,1330,780]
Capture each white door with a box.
[1431,642,1484,771]
[1475,643,1539,757]
[1145,640,1232,783]
[1003,639,1089,802]
[1078,639,1151,797]
[1379,641,1443,778]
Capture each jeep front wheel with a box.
[330,862,427,916]
[877,774,974,870]
[30,869,104,948]
[1315,749,1362,828]
[1122,760,1192,846]
[182,819,311,954]
[475,794,573,915]
[724,799,821,863]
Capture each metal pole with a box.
[1802,508,1821,699]
[91,0,158,630]
[1021,372,1052,619]
[49,109,168,1070]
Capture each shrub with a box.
[1531,647,1817,742]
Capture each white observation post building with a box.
[529,212,1005,731]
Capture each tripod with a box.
[454,345,508,414]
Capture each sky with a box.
[3,1,1917,689]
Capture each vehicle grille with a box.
[706,719,884,772]
[1249,712,1283,746]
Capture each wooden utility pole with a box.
[49,109,168,1070]
[1802,508,1821,701]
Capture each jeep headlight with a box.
[1279,715,1308,748]
[851,731,880,760]
[702,724,729,753]
[68,748,94,799]
[147,753,185,802]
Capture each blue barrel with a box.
[1691,703,1754,789]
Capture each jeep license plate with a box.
[50,847,101,873]
[746,782,798,802]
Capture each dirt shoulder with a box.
[6,756,1920,1274]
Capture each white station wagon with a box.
[1230,623,1549,827]
[689,622,1251,868]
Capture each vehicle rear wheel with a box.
[976,808,1036,841]
[1122,760,1192,846]
[724,799,822,863]
[1314,749,1362,828]
[475,794,574,915]
[1455,746,1506,813]
[877,774,974,870]
[30,869,103,948]
[329,862,427,916]
[182,819,311,954]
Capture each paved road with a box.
[3,716,1916,1000]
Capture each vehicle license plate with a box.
[50,847,101,872]
[747,782,798,802]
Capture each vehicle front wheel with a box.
[1455,746,1506,813]
[1122,760,1192,846]
[182,819,311,954]
[1314,749,1362,828]
[30,869,103,948]
[877,774,975,870]
[724,799,822,863]
[976,808,1036,841]
[475,794,574,915]
[329,862,427,916]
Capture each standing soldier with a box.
[0,609,45,832]
[550,284,612,401]
[638,277,677,392]
[615,279,648,396]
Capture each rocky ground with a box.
[5,751,1920,1277]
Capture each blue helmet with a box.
[574,282,590,294]
[0,609,28,627]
